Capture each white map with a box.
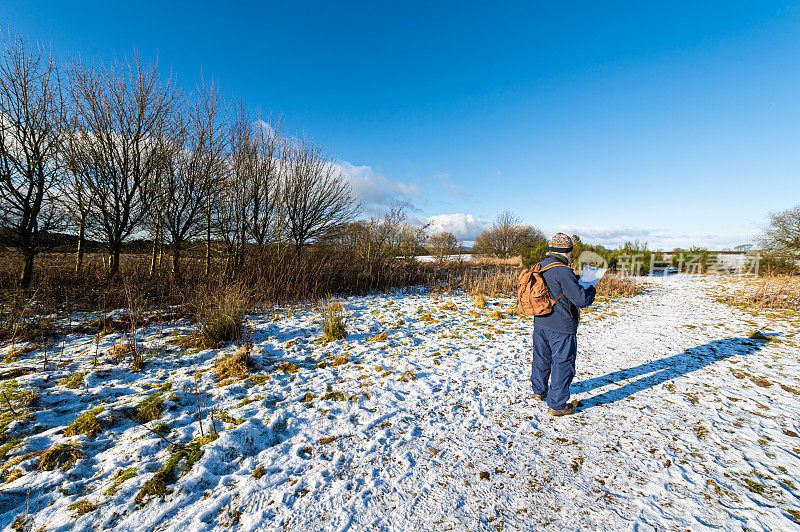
[579,265,607,289]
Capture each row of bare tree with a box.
[0,31,366,287]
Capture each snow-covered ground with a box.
[1,275,799,531]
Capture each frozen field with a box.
[1,275,799,531]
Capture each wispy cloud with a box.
[434,171,470,201]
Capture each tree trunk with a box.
[172,244,182,284]
[75,216,85,275]
[205,202,212,276]
[149,221,160,277]
[109,247,121,278]
[19,250,35,288]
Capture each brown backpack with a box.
[517,262,570,316]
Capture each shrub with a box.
[194,283,251,348]
[321,304,346,341]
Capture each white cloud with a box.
[254,119,275,137]
[549,225,756,250]
[337,161,420,218]
[425,213,492,241]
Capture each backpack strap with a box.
[539,262,571,273]
[539,262,570,302]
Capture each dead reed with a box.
[725,274,800,311]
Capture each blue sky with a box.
[4,1,800,249]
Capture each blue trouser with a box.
[531,327,578,411]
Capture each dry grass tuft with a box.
[136,433,218,504]
[726,274,800,311]
[594,275,643,298]
[13,390,39,408]
[367,331,388,342]
[419,311,437,323]
[194,283,251,348]
[105,467,137,495]
[321,304,347,341]
[275,360,300,374]
[326,355,349,367]
[38,443,83,471]
[301,392,317,403]
[322,384,347,401]
[474,293,487,309]
[749,330,773,342]
[69,499,99,517]
[215,348,254,381]
[3,468,23,485]
[108,339,132,362]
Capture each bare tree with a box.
[395,223,428,261]
[0,31,65,287]
[473,210,545,258]
[61,114,98,275]
[69,54,178,277]
[215,102,252,272]
[428,231,458,264]
[339,203,409,272]
[282,139,358,254]
[249,115,282,248]
[193,78,227,276]
[759,205,800,257]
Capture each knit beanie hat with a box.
[549,233,574,253]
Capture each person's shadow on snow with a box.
[572,335,775,409]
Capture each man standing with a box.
[531,233,595,416]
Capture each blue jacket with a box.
[533,254,596,335]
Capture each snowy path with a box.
[1,275,800,531]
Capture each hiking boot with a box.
[533,394,546,402]
[548,400,581,416]
[548,405,575,416]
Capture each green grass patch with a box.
[68,499,98,517]
[58,372,88,389]
[135,386,170,423]
[65,407,104,437]
[105,467,137,495]
[322,385,347,401]
[136,433,219,504]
